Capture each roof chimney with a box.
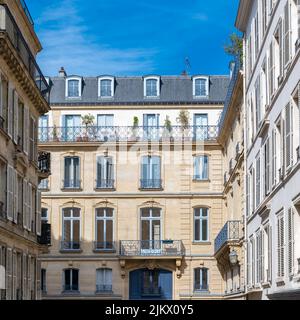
[58,67,67,77]
[181,70,188,76]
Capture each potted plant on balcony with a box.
[129,116,139,142]
[177,110,190,141]
[81,114,95,142]
[162,116,173,142]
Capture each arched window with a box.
[194,207,209,242]
[95,208,114,251]
[62,208,81,250]
[193,77,209,97]
[194,268,209,292]
[98,77,114,98]
[66,77,82,98]
[96,268,113,293]
[144,76,160,97]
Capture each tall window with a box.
[96,156,114,189]
[277,212,285,278]
[0,75,8,132]
[95,208,114,251]
[41,269,47,293]
[62,208,81,250]
[66,79,81,98]
[39,115,48,142]
[194,114,208,140]
[287,207,295,276]
[194,268,209,291]
[141,208,161,251]
[0,161,6,219]
[194,77,209,97]
[64,157,80,189]
[99,79,113,97]
[63,115,81,142]
[144,78,160,97]
[194,208,209,242]
[194,155,209,180]
[63,269,79,292]
[41,208,49,224]
[141,156,161,189]
[96,268,113,293]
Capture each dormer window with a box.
[144,76,160,98]
[98,77,114,98]
[193,77,209,98]
[66,77,82,98]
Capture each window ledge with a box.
[95,291,114,296]
[261,282,271,289]
[276,278,285,286]
[61,188,83,192]
[93,249,117,254]
[192,179,210,183]
[94,188,116,192]
[60,250,83,254]
[139,188,164,192]
[61,291,81,295]
[192,241,211,246]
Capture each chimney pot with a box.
[58,67,67,77]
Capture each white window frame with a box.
[193,76,209,98]
[98,76,115,98]
[65,77,82,98]
[194,207,209,242]
[144,76,160,98]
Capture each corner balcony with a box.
[38,125,219,144]
[38,152,51,180]
[120,240,184,259]
[214,221,242,256]
[0,4,50,106]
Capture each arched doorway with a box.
[129,269,172,300]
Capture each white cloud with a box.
[36,0,158,76]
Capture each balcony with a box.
[38,125,219,143]
[140,179,162,190]
[38,152,51,179]
[96,285,113,294]
[62,179,81,190]
[0,4,50,104]
[37,223,51,246]
[214,221,241,254]
[120,240,184,258]
[94,241,116,253]
[60,241,81,252]
[95,179,115,190]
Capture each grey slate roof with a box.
[48,75,230,106]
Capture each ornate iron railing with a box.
[96,285,113,293]
[0,5,50,102]
[38,152,51,174]
[95,179,115,190]
[214,221,241,254]
[94,241,116,252]
[140,179,162,189]
[38,125,219,143]
[62,179,81,190]
[60,241,81,251]
[120,240,184,257]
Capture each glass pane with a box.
[63,220,71,242]
[194,269,200,290]
[96,269,104,285]
[64,269,71,287]
[72,270,79,291]
[152,208,161,218]
[202,219,208,241]
[97,208,105,217]
[106,220,113,243]
[142,220,150,242]
[201,208,208,217]
[97,220,104,243]
[73,208,81,218]
[106,208,113,218]
[141,208,150,218]
[202,269,208,290]
[64,158,71,182]
[194,219,200,241]
[194,208,200,217]
[73,220,80,242]
[152,221,161,245]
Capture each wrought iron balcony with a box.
[214,221,241,254]
[94,241,116,252]
[60,241,81,252]
[140,179,162,190]
[95,179,115,190]
[0,4,50,102]
[96,285,113,294]
[38,152,51,177]
[38,223,51,246]
[38,125,219,143]
[62,179,81,190]
[120,240,184,257]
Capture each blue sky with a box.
[28,0,240,77]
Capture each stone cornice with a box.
[235,0,253,32]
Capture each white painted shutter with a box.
[277,215,285,278]
[23,180,27,230]
[13,90,18,144]
[284,0,291,67]
[36,259,41,300]
[272,129,277,187]
[268,226,272,282]
[28,183,32,232]
[22,254,27,300]
[285,102,293,169]
[266,138,271,195]
[6,166,13,221]
[269,41,274,97]
[288,208,295,276]
[36,191,41,236]
[246,174,250,217]
[13,170,18,224]
[23,106,29,155]
[256,156,261,208]
[7,85,13,138]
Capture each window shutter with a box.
[13,170,18,224]
[246,174,250,217]
[261,231,265,283]
[256,156,261,208]
[28,183,32,232]
[272,129,277,187]
[13,90,18,144]
[23,180,27,230]
[6,166,13,221]
[277,215,285,278]
[288,208,295,276]
[268,226,272,282]
[284,0,291,67]
[36,191,42,236]
[285,102,293,168]
[36,260,41,300]
[6,248,12,300]
[269,41,274,97]
[0,74,2,119]
[27,255,31,299]
[7,85,13,138]
[23,106,29,155]
[12,251,16,300]
[22,254,27,300]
